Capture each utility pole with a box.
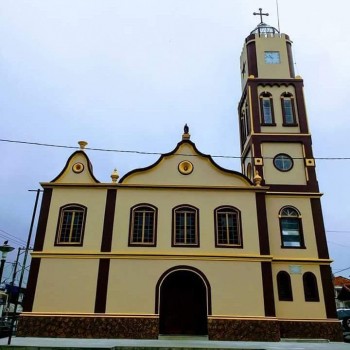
[7,189,41,345]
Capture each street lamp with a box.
[0,241,14,286]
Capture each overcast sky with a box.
[1,0,349,284]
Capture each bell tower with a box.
[238,10,318,192]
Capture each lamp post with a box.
[0,241,14,286]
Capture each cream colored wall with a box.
[255,34,291,79]
[265,195,319,258]
[122,143,250,187]
[43,187,107,252]
[258,85,300,133]
[262,143,306,185]
[112,187,260,254]
[33,258,99,312]
[272,263,326,319]
[106,259,265,317]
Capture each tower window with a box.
[246,163,252,179]
[214,206,242,248]
[281,93,297,125]
[259,92,275,125]
[273,153,293,172]
[55,204,87,246]
[303,272,320,302]
[240,102,251,147]
[279,206,305,248]
[129,204,157,246]
[277,271,293,301]
[173,205,199,247]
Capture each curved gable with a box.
[120,140,252,187]
[51,151,100,184]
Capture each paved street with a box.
[0,337,349,349]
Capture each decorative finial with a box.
[182,124,190,140]
[111,169,119,183]
[253,170,262,186]
[253,8,269,24]
[78,141,88,150]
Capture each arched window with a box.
[281,92,297,125]
[277,271,293,301]
[129,204,157,246]
[55,204,87,246]
[173,205,199,247]
[259,92,275,125]
[303,272,320,302]
[279,206,304,248]
[214,206,242,248]
[240,102,251,146]
[246,163,252,179]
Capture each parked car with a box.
[337,308,350,331]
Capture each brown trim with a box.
[294,83,309,134]
[128,203,158,247]
[172,204,200,247]
[251,78,304,86]
[247,133,312,144]
[101,189,117,252]
[286,42,295,78]
[255,193,270,255]
[155,265,212,315]
[320,265,337,319]
[22,258,41,312]
[33,188,52,252]
[266,184,319,193]
[310,198,329,259]
[94,258,110,313]
[54,204,87,247]
[250,85,261,133]
[214,206,243,248]
[246,40,258,77]
[261,262,276,317]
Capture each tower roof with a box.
[251,8,279,36]
[250,21,280,35]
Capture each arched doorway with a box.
[157,267,209,335]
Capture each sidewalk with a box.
[0,337,349,350]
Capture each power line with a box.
[327,240,350,248]
[1,138,350,160]
[0,230,27,247]
[333,266,350,274]
[0,229,27,245]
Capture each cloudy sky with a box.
[1,0,349,284]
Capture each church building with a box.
[18,16,342,341]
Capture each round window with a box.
[273,154,293,172]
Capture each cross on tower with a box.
[253,8,269,24]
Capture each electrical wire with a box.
[0,231,27,247]
[1,138,350,160]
